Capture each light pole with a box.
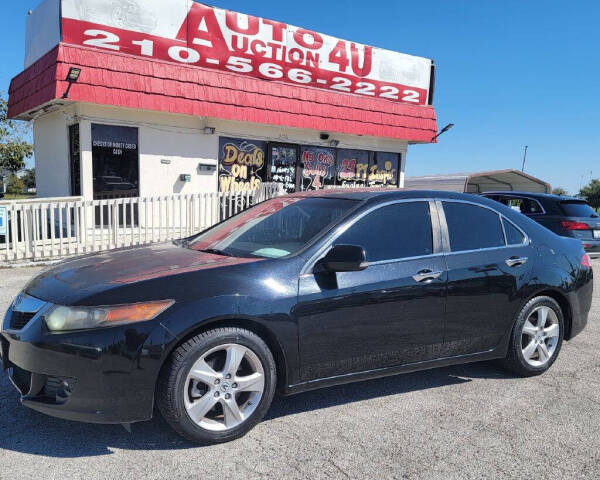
[431,123,454,142]
[521,146,528,172]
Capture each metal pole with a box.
[521,146,528,172]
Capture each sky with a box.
[2,0,599,194]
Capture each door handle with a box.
[413,269,443,283]
[506,256,528,267]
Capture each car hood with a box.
[25,243,263,305]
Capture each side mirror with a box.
[321,245,368,273]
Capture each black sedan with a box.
[1,190,593,444]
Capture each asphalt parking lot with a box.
[0,261,599,480]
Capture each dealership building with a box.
[8,0,438,200]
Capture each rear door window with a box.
[443,202,505,252]
[559,201,599,218]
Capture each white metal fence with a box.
[0,183,283,263]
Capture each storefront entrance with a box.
[92,124,139,200]
[92,124,140,226]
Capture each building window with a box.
[299,146,336,190]
[91,124,139,200]
[370,152,400,186]
[217,137,402,193]
[218,137,267,192]
[336,149,371,187]
[269,144,298,194]
[68,124,81,196]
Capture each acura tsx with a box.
[1,190,593,444]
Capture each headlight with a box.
[45,300,174,332]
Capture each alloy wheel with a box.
[521,305,560,367]
[184,343,265,431]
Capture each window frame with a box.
[437,199,530,255]
[302,198,444,274]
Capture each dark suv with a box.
[483,191,600,256]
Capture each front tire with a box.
[499,296,564,376]
[157,327,276,444]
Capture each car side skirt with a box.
[283,341,509,396]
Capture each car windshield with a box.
[559,201,599,218]
[188,197,359,258]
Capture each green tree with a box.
[552,187,569,196]
[21,168,36,189]
[0,93,33,172]
[5,173,26,195]
[579,179,600,211]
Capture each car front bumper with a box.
[1,304,175,424]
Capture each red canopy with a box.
[9,43,438,143]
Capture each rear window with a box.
[559,201,599,218]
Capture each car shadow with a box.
[0,360,519,458]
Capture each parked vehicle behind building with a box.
[483,191,600,257]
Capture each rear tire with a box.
[498,296,564,376]
[157,327,276,444]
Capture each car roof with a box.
[482,191,584,203]
[287,188,484,202]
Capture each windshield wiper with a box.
[198,248,236,257]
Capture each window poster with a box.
[219,137,267,192]
[369,152,399,186]
[300,146,336,190]
[270,145,298,194]
[336,149,371,187]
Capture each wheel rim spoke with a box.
[189,359,220,385]
[235,372,264,393]
[186,393,218,424]
[522,320,537,337]
[222,398,244,428]
[537,342,550,362]
[223,345,246,377]
[544,323,559,339]
[523,340,537,359]
[537,306,549,328]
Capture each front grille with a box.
[9,311,36,330]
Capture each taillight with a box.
[581,254,592,268]
[562,220,590,230]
